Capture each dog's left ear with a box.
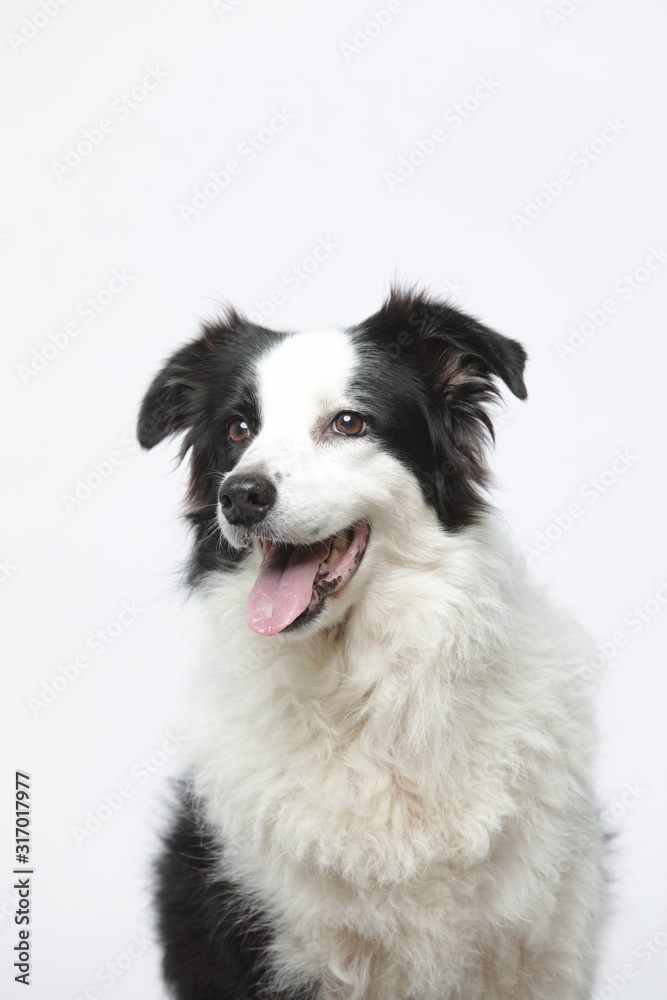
[359,289,528,527]
[137,337,210,449]
[406,292,527,403]
[360,288,527,406]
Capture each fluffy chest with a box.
[189,659,494,997]
[180,554,558,998]
[188,598,517,889]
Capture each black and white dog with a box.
[138,288,605,999]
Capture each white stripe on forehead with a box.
[255,328,358,423]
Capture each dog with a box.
[138,287,606,999]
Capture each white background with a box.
[1,1,666,998]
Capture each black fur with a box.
[138,308,286,584]
[349,287,527,530]
[155,783,318,1000]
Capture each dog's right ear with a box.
[137,338,209,449]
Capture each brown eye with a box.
[228,418,250,442]
[333,412,365,436]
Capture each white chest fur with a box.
[184,521,600,999]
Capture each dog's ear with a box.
[387,287,527,402]
[420,307,527,403]
[137,338,210,449]
[401,287,527,454]
[357,288,528,528]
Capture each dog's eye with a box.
[332,412,365,436]
[228,418,250,443]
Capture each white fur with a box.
[182,330,605,999]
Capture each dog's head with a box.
[138,288,527,637]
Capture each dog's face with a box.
[138,289,527,638]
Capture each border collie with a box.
[138,288,605,1000]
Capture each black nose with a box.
[219,474,276,527]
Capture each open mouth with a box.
[246,521,370,636]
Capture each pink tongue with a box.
[246,541,329,636]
